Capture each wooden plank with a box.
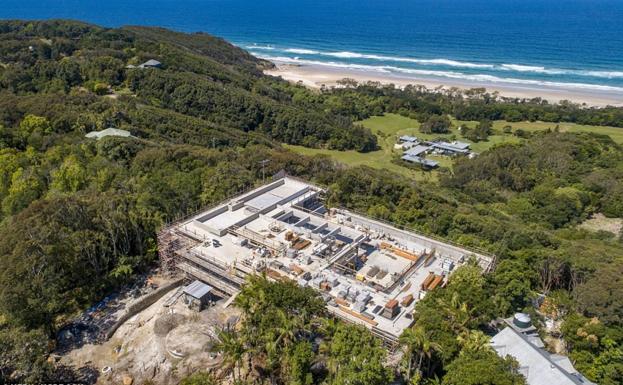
[338,305,379,326]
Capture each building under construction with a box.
[158,176,494,344]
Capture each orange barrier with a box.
[335,298,349,306]
[292,239,311,250]
[380,241,419,261]
[266,268,283,281]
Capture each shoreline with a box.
[265,63,623,107]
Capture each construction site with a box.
[158,176,494,345]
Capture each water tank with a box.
[513,313,532,329]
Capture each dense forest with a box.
[0,20,622,385]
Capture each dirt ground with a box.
[59,279,241,385]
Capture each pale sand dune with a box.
[266,64,623,107]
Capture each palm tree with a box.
[424,375,442,385]
[274,309,304,349]
[457,329,491,355]
[215,328,246,382]
[263,339,280,385]
[437,292,470,334]
[399,326,442,382]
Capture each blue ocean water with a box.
[2,0,623,93]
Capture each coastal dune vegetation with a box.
[0,20,622,385]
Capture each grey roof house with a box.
[491,314,595,385]
[183,280,213,311]
[431,141,470,155]
[401,154,439,169]
[398,135,419,143]
[139,59,162,68]
[85,127,132,140]
[404,145,431,157]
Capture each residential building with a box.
[491,314,596,385]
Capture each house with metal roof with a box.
[404,145,431,157]
[491,314,595,385]
[431,141,471,155]
[85,127,132,140]
[138,59,162,68]
[183,280,213,311]
[401,154,439,169]
[451,141,470,150]
[398,135,419,143]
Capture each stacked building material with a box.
[421,272,435,290]
[382,299,400,319]
[428,275,444,290]
[401,294,414,307]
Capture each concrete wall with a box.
[195,205,228,224]
[105,278,184,340]
[191,220,223,237]
[231,211,260,229]
[236,179,285,203]
[275,186,311,207]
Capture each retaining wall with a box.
[105,278,184,340]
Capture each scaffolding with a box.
[157,225,199,274]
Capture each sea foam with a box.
[247,45,623,80]
[260,54,623,93]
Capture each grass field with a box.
[285,113,623,178]
[363,114,523,153]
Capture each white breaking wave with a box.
[500,64,623,79]
[285,48,319,55]
[584,70,623,78]
[500,64,568,75]
[321,51,495,69]
[245,44,275,50]
[261,55,393,73]
[251,47,494,69]
[260,54,623,93]
[246,44,623,79]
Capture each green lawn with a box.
[363,114,522,154]
[286,114,447,180]
[492,120,623,144]
[285,113,623,179]
[283,144,436,180]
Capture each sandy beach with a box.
[266,64,623,107]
